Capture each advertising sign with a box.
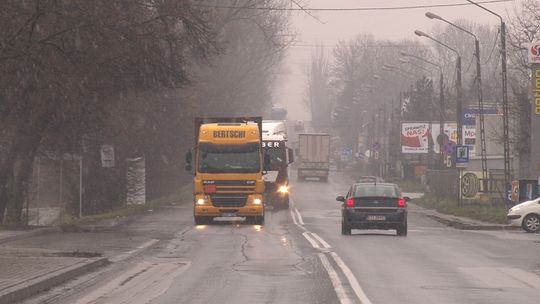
[528,42,540,64]
[401,122,476,156]
[401,123,430,154]
[534,64,540,116]
[462,106,501,125]
[532,64,540,174]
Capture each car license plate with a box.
[367,215,386,221]
[221,212,237,217]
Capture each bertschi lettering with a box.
[213,130,246,138]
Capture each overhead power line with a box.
[192,0,514,12]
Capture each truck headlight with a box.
[253,198,262,205]
[196,198,206,205]
[278,185,288,194]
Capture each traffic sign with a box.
[455,145,469,168]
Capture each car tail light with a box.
[346,198,355,208]
[397,198,406,208]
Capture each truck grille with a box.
[204,180,256,194]
[210,195,247,207]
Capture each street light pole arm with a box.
[465,0,503,23]
[439,18,478,41]
[426,36,460,57]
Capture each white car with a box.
[507,198,540,233]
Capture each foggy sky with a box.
[274,0,518,121]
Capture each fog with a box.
[273,0,516,121]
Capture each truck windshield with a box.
[198,143,261,173]
[265,148,286,169]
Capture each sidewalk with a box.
[0,205,181,304]
[410,202,518,230]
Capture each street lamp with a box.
[414,30,463,149]
[400,51,446,170]
[465,0,511,201]
[426,11,489,187]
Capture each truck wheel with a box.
[248,216,264,225]
[194,216,211,225]
[341,221,351,235]
[396,222,408,236]
[282,197,290,209]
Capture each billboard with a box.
[401,123,430,154]
[401,122,476,156]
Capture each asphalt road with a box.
[23,171,540,304]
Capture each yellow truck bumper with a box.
[194,194,264,217]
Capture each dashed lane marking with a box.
[294,208,305,225]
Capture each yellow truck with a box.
[185,117,266,225]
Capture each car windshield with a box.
[353,184,400,198]
[198,143,261,173]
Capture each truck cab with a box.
[262,132,294,209]
[186,117,266,225]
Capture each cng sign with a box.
[529,42,540,63]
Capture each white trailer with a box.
[297,133,330,182]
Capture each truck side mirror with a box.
[264,153,271,171]
[288,148,294,164]
[185,164,192,172]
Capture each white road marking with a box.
[292,197,373,304]
[331,252,373,304]
[294,208,305,225]
[290,208,299,225]
[302,232,320,249]
[318,253,353,304]
[109,239,159,263]
[311,232,332,249]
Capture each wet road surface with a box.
[23,171,540,304]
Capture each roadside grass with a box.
[414,194,508,224]
[57,183,193,228]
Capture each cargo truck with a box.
[185,117,267,225]
[297,133,330,182]
[262,120,294,209]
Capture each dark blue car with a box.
[336,183,410,236]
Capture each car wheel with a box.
[522,214,540,233]
[341,221,351,235]
[396,222,408,236]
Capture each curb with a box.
[0,227,60,245]
[0,257,109,304]
[425,214,520,231]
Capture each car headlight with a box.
[196,198,206,205]
[278,185,288,194]
[253,198,262,205]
